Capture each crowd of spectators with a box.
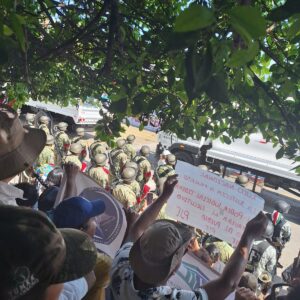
[0,104,299,300]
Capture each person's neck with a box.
[133,274,165,291]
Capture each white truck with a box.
[22,97,105,131]
[157,131,300,194]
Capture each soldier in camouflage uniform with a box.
[124,135,136,161]
[267,200,291,267]
[112,167,138,210]
[89,154,111,191]
[156,154,176,195]
[36,135,55,166]
[89,139,110,160]
[39,115,50,135]
[246,220,277,279]
[64,143,82,169]
[124,161,141,198]
[110,139,128,177]
[55,122,70,158]
[72,127,87,161]
[25,113,35,128]
[133,145,152,184]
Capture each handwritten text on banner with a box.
[166,161,265,247]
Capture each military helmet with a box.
[25,113,35,122]
[76,127,85,136]
[126,135,136,143]
[116,139,126,149]
[125,161,138,171]
[57,122,68,130]
[140,145,150,156]
[199,165,209,171]
[274,200,291,214]
[261,218,274,239]
[121,167,136,183]
[235,175,249,186]
[46,135,54,145]
[94,154,107,166]
[166,154,176,166]
[39,115,49,123]
[69,143,83,154]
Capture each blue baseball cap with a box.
[53,196,106,229]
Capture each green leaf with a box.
[222,135,231,145]
[227,41,259,68]
[204,74,229,103]
[276,147,285,160]
[9,14,25,51]
[3,25,13,36]
[229,6,266,40]
[174,5,215,33]
[287,17,300,39]
[109,98,128,113]
[147,94,166,111]
[139,123,144,131]
[268,0,300,21]
[245,135,250,144]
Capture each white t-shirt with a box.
[59,277,88,300]
[110,242,208,300]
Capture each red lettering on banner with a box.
[201,214,221,228]
[196,193,221,208]
[224,206,243,219]
[237,187,256,200]
[176,206,189,221]
[176,194,205,212]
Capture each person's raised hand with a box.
[235,287,259,300]
[63,163,80,180]
[161,174,178,199]
[245,212,268,240]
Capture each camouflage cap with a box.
[166,154,176,165]
[25,113,35,122]
[70,143,83,154]
[76,127,85,136]
[121,167,136,182]
[198,165,209,171]
[140,145,150,156]
[94,154,107,166]
[57,122,68,130]
[39,116,49,123]
[126,135,136,143]
[116,139,126,149]
[125,161,138,171]
[235,175,249,186]
[46,135,54,145]
[0,206,97,300]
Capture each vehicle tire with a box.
[173,151,194,165]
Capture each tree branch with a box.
[37,0,110,60]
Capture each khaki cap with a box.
[70,143,83,154]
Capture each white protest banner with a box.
[168,253,234,300]
[56,172,127,258]
[166,161,265,247]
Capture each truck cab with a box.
[157,131,300,193]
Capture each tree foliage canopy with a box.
[1,0,300,171]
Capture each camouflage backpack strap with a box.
[111,149,123,160]
[133,155,146,165]
[56,131,64,139]
[73,137,81,144]
[157,165,173,178]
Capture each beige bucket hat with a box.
[0,105,46,180]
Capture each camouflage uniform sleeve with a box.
[113,186,136,209]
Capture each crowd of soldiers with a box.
[24,113,294,298]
